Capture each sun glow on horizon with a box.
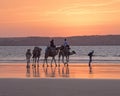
[0,0,120,37]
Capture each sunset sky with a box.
[0,0,120,37]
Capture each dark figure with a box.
[58,45,76,66]
[32,47,42,67]
[26,49,32,67]
[50,39,56,48]
[43,46,60,67]
[63,38,71,50]
[63,38,69,47]
[88,50,94,69]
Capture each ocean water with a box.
[0,46,120,63]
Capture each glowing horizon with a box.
[0,0,120,37]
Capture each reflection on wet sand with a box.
[1,63,120,79]
[42,66,70,78]
[89,68,92,74]
[26,65,70,78]
[26,65,30,77]
[26,64,40,77]
[62,66,69,77]
[32,66,40,77]
[43,66,56,77]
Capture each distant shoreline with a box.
[0,35,120,46]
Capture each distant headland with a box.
[0,35,120,46]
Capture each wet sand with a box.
[0,63,120,79]
[0,63,120,96]
[0,78,120,96]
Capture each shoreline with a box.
[0,61,120,63]
[0,62,120,66]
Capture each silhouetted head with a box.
[27,49,31,51]
[64,38,67,41]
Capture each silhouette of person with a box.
[63,38,70,50]
[26,49,32,67]
[88,50,94,69]
[50,39,56,48]
[63,38,69,47]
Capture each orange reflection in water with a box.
[0,63,120,79]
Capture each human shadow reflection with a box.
[32,65,40,77]
[89,68,93,74]
[26,65,30,77]
[26,64,40,77]
[60,66,69,77]
[43,66,70,78]
[26,64,93,78]
[43,66,56,77]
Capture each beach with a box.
[1,0,120,95]
[0,78,120,96]
[0,63,120,79]
[0,63,120,96]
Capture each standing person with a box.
[88,50,94,69]
[26,49,32,67]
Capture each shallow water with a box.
[0,46,120,63]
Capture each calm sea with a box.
[0,46,120,63]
